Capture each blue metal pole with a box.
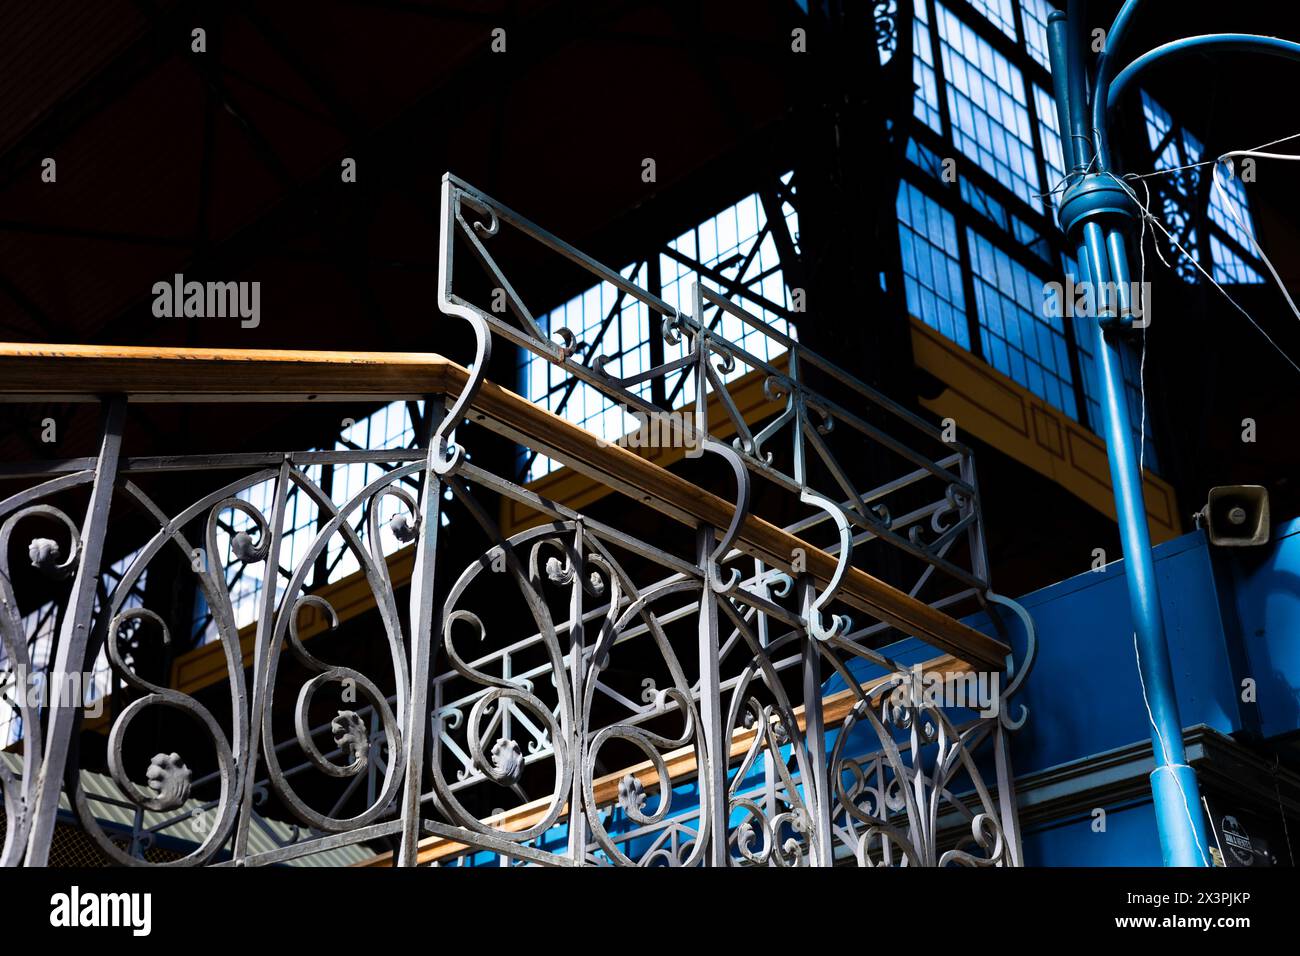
[1083,19,1300,868]
[1050,4,1211,866]
[1077,226,1210,867]
[1104,34,1300,132]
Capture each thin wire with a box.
[1125,129,1300,181]
[1128,174,1177,474]
[1036,149,1098,202]
[1132,176,1151,475]
[1105,172,1300,377]
[1133,630,1210,866]
[1212,153,1300,323]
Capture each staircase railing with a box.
[0,175,1032,867]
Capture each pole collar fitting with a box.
[1057,174,1139,241]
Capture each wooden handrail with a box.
[0,344,1008,669]
[0,343,457,401]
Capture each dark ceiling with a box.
[0,0,806,353]
[5,1,1299,350]
[4,0,1300,497]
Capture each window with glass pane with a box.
[964,0,1017,41]
[968,228,1076,417]
[935,3,1043,212]
[659,190,797,400]
[897,180,970,349]
[1140,91,1263,285]
[1019,0,1055,70]
[1033,83,1066,211]
[520,263,650,482]
[516,174,799,481]
[911,0,943,132]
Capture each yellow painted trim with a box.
[909,318,1180,544]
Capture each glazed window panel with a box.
[1034,83,1066,213]
[912,0,944,133]
[897,181,970,349]
[522,264,651,481]
[968,228,1076,418]
[1210,234,1264,286]
[936,3,1043,212]
[964,0,1017,41]
[1141,91,1262,286]
[1020,0,1056,70]
[660,189,797,399]
[1207,164,1257,253]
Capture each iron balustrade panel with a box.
[0,176,1029,866]
[0,393,1031,868]
[437,173,991,617]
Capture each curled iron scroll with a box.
[436,183,495,476]
[91,608,240,866]
[0,503,82,865]
[985,591,1037,731]
[797,487,853,640]
[256,467,414,833]
[701,438,751,594]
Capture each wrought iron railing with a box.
[0,175,1032,867]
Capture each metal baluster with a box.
[696,525,728,866]
[231,457,292,864]
[799,577,834,867]
[398,400,445,866]
[567,522,587,864]
[24,396,125,866]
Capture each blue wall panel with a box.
[1224,516,1300,740]
[985,530,1242,776]
[1021,799,1163,866]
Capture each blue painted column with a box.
[1049,5,1210,866]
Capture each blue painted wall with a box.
[1217,516,1300,741]
[957,520,1300,864]
[450,522,1298,866]
[826,519,1299,865]
[969,527,1242,777]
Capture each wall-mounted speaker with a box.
[1197,485,1270,547]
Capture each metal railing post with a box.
[798,578,834,866]
[23,396,125,866]
[398,399,446,866]
[697,525,729,867]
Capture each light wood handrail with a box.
[0,344,1008,668]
